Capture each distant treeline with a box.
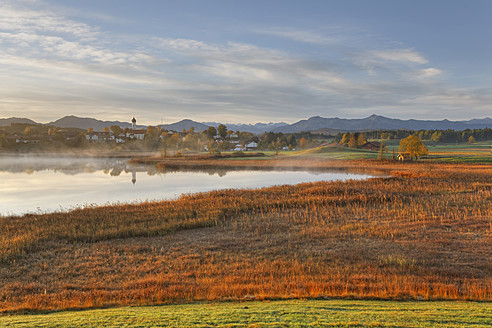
[336,128,492,143]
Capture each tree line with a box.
[336,128,492,143]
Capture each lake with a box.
[0,155,372,216]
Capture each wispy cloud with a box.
[368,49,428,64]
[256,27,336,45]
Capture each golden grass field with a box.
[0,158,491,313]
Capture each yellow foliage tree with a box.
[399,135,428,160]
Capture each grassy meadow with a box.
[1,300,491,327]
[1,157,491,314]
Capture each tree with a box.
[205,126,217,140]
[399,135,428,160]
[183,133,200,150]
[110,125,122,137]
[299,137,308,149]
[468,136,476,144]
[24,126,33,136]
[217,124,227,139]
[341,133,350,145]
[357,133,367,147]
[347,135,357,148]
[0,133,7,149]
[160,133,169,157]
[168,133,182,151]
[145,126,162,149]
[102,127,110,133]
[431,131,442,142]
[377,143,385,160]
[288,135,297,148]
[87,128,94,133]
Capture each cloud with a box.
[368,49,428,64]
[417,68,442,78]
[256,28,336,45]
[0,2,490,123]
[0,1,98,40]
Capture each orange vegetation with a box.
[0,159,491,313]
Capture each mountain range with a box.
[1,114,491,133]
[271,114,492,133]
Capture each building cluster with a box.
[84,130,146,143]
[84,118,260,151]
[5,117,264,151]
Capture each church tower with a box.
[132,117,136,130]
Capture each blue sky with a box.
[0,0,491,124]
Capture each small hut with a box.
[397,153,412,161]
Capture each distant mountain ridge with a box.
[158,119,209,132]
[48,115,145,131]
[0,117,38,126]
[272,114,492,133]
[202,122,288,134]
[1,114,491,133]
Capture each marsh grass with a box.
[0,159,491,312]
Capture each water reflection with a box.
[0,155,372,216]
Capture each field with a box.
[219,140,491,162]
[1,300,491,327]
[1,157,491,315]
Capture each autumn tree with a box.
[24,126,33,136]
[168,133,183,150]
[468,136,476,144]
[110,125,122,137]
[347,135,357,148]
[217,124,228,139]
[399,135,428,160]
[341,133,350,145]
[183,133,200,150]
[431,131,442,142]
[299,137,308,149]
[102,127,110,133]
[357,133,367,147]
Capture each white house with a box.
[126,129,146,140]
[245,142,258,150]
[85,133,99,141]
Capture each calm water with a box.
[0,155,372,216]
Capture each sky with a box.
[0,0,491,125]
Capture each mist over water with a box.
[0,155,372,217]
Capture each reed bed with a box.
[0,159,491,313]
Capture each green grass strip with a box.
[1,300,491,327]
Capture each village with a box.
[2,116,490,162]
[0,117,283,153]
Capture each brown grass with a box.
[0,159,491,313]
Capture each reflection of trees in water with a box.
[159,167,229,177]
[110,167,123,176]
[0,156,142,176]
